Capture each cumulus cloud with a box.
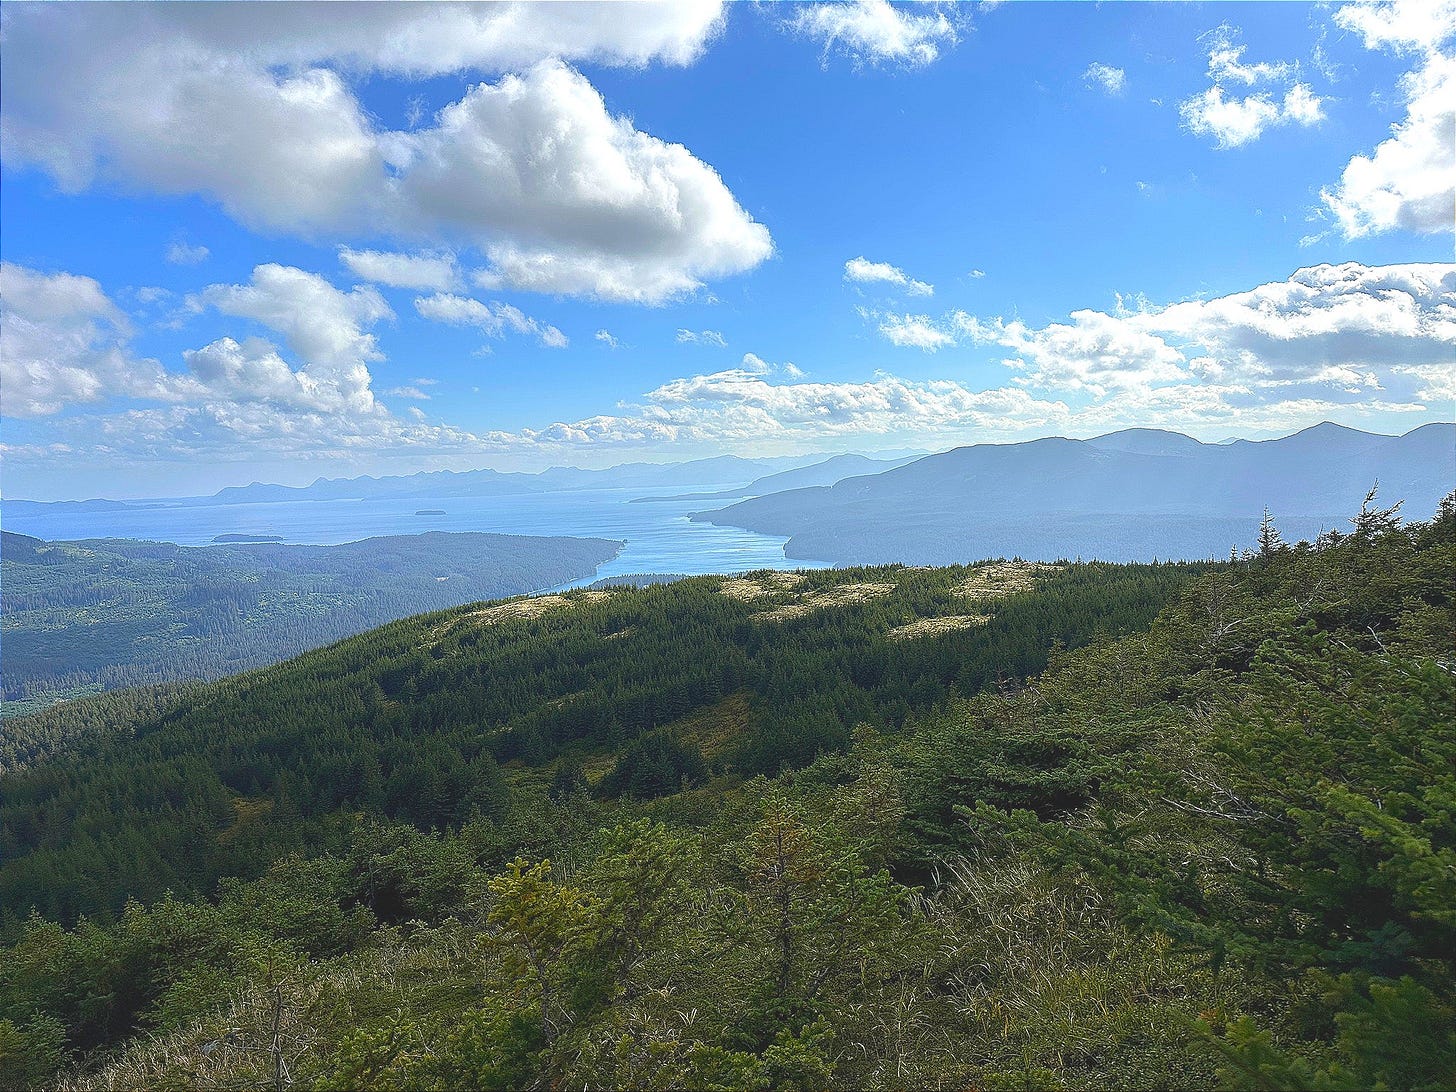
[1083,62,1126,95]
[877,263,1455,412]
[844,256,934,295]
[1,261,517,478]
[1322,0,1456,237]
[1,4,769,303]
[385,385,433,401]
[676,328,728,347]
[788,0,958,67]
[0,263,176,416]
[1334,0,1456,54]
[165,242,210,266]
[2,261,420,430]
[595,330,621,349]
[1180,26,1323,147]
[181,336,369,414]
[408,62,772,301]
[197,265,393,415]
[415,292,568,348]
[340,248,460,291]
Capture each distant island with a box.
[211,533,284,543]
[415,509,447,516]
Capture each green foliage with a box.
[0,1014,66,1090]
[599,730,708,799]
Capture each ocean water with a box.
[3,486,823,589]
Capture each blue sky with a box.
[2,0,1452,499]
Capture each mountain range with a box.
[693,422,1455,564]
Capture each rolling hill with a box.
[0,530,621,706]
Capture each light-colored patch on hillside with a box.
[718,571,806,601]
[430,589,614,643]
[955,561,1063,602]
[754,581,896,623]
[888,614,991,640]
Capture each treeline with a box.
[1,530,619,703]
[1,495,1451,1089]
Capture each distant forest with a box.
[0,530,620,707]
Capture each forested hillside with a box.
[0,556,1193,923]
[1,494,1452,1090]
[0,530,620,706]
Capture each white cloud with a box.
[386,385,432,401]
[1334,0,1456,54]
[900,263,1456,407]
[340,248,460,291]
[409,62,772,302]
[968,268,986,278]
[182,337,368,414]
[0,263,176,416]
[1322,0,1456,237]
[1180,26,1323,148]
[1,5,768,304]
[415,292,568,348]
[1083,62,1126,95]
[1394,362,1456,402]
[1,262,524,476]
[878,312,957,351]
[1,261,423,432]
[198,266,392,410]
[789,0,958,67]
[1206,36,1294,85]
[676,328,728,347]
[741,351,804,378]
[595,329,621,349]
[844,256,934,295]
[165,242,210,266]
[637,369,1066,439]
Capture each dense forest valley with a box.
[0,531,621,711]
[1,493,1452,1090]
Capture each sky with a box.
[1,0,1453,500]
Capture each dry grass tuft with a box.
[429,589,614,644]
[888,615,991,640]
[753,581,896,623]
[955,561,1063,602]
[718,571,806,602]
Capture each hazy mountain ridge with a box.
[695,422,1455,564]
[7,455,830,511]
[630,452,922,505]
